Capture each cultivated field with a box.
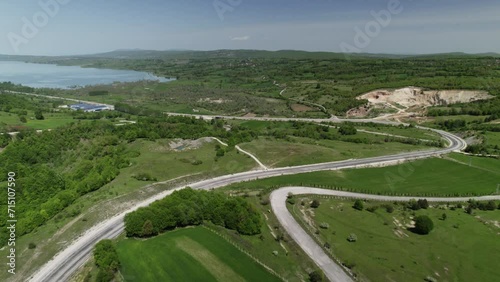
[116,227,282,282]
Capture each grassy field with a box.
[290,197,500,282]
[356,125,442,141]
[447,153,500,172]
[116,227,282,282]
[0,110,77,131]
[484,131,500,147]
[223,156,500,196]
[238,137,433,168]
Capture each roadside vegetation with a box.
[124,189,262,237]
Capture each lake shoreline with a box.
[0,61,173,89]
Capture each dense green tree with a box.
[413,215,434,235]
[124,189,262,237]
[93,240,120,282]
[338,124,357,135]
[34,109,44,120]
[311,199,321,208]
[309,270,325,282]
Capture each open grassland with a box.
[0,110,76,131]
[0,139,256,281]
[446,153,500,172]
[116,227,282,282]
[290,197,500,282]
[223,156,500,197]
[238,137,432,168]
[356,125,442,141]
[484,131,500,147]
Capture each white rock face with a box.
[359,87,492,108]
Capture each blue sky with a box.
[0,0,499,55]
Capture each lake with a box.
[0,61,172,89]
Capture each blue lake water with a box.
[0,61,172,89]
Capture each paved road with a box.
[270,187,500,282]
[27,125,467,282]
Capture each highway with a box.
[26,120,470,282]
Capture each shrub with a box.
[366,205,378,213]
[413,215,434,235]
[191,159,203,165]
[311,199,320,208]
[338,124,357,135]
[93,240,120,282]
[384,204,394,213]
[309,270,325,282]
[28,242,36,249]
[319,222,330,229]
[132,172,157,181]
[347,233,357,242]
[342,261,356,269]
[417,199,429,209]
[353,199,364,211]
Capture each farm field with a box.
[116,227,282,282]
[223,156,500,197]
[289,197,500,282]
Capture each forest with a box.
[124,188,262,237]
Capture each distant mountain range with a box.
[1,49,499,61]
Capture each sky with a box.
[0,0,499,56]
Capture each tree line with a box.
[124,188,262,237]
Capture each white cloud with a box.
[231,35,250,41]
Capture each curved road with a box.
[28,119,467,282]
